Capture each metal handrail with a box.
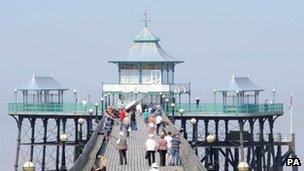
[162,114,206,171]
[172,103,284,115]
[8,102,104,114]
[69,117,105,171]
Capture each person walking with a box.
[155,115,162,135]
[103,110,113,142]
[116,132,127,165]
[136,103,142,115]
[130,109,137,130]
[145,134,156,166]
[164,131,173,166]
[143,109,150,124]
[123,113,131,137]
[157,133,167,166]
[119,108,126,130]
[170,132,181,165]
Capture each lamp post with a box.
[60,133,68,171]
[134,90,139,101]
[195,97,200,108]
[180,108,186,138]
[104,94,108,108]
[23,161,35,171]
[14,88,18,103]
[73,89,77,113]
[179,108,184,117]
[94,103,99,123]
[88,109,94,139]
[14,88,18,111]
[190,118,197,155]
[165,98,169,113]
[171,103,175,120]
[159,93,163,107]
[78,118,85,142]
[235,90,239,106]
[206,133,216,171]
[100,98,104,114]
[107,93,111,106]
[161,94,166,108]
[272,89,276,103]
[213,89,217,111]
[174,90,178,103]
[178,91,181,109]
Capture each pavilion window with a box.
[120,70,140,84]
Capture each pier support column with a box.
[274,133,283,171]
[74,118,80,161]
[248,119,255,167]
[234,148,239,171]
[268,116,275,170]
[204,119,209,168]
[56,118,60,170]
[42,118,48,171]
[224,119,229,171]
[87,117,92,140]
[29,118,36,162]
[256,118,265,171]
[214,120,219,170]
[14,116,23,171]
[181,119,187,139]
[238,119,245,165]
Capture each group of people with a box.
[144,104,181,170]
[101,103,181,170]
[115,106,139,165]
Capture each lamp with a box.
[60,133,68,143]
[206,133,216,170]
[179,108,184,116]
[23,161,35,171]
[190,118,197,125]
[88,109,94,115]
[100,98,104,113]
[60,133,68,170]
[165,98,170,113]
[237,161,250,171]
[206,133,216,143]
[78,118,85,141]
[272,88,276,103]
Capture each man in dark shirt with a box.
[130,110,137,130]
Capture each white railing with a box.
[103,83,190,93]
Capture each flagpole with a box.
[289,92,293,137]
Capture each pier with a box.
[9,14,298,171]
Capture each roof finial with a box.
[142,10,151,27]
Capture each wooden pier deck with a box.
[103,114,183,171]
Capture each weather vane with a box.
[141,10,151,27]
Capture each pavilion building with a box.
[102,21,190,105]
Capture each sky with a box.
[0,0,303,170]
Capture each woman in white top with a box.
[145,134,156,166]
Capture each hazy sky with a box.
[0,0,303,169]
